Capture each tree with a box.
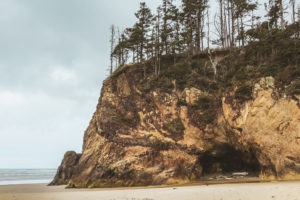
[218,0,225,48]
[112,31,130,67]
[207,5,210,50]
[234,0,257,47]
[181,0,196,53]
[135,2,153,62]
[154,7,162,76]
[181,0,208,53]
[161,0,177,55]
[195,0,208,51]
[290,0,296,24]
[171,7,184,54]
[215,0,230,48]
[298,5,300,22]
[266,0,280,29]
[279,0,285,30]
[109,25,116,75]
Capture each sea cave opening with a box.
[199,144,261,177]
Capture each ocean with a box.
[0,169,57,185]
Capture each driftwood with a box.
[232,172,249,176]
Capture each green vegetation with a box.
[163,118,185,140]
[193,95,214,110]
[110,64,131,78]
[287,80,300,97]
[235,84,253,103]
[107,0,300,129]
[177,98,188,106]
[189,95,216,127]
[112,110,136,127]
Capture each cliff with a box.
[51,50,300,188]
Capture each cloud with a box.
[0,0,163,168]
[0,90,24,107]
[0,89,92,168]
[50,67,77,83]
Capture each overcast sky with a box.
[0,0,167,169]
[0,0,291,169]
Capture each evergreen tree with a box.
[108,0,299,78]
[234,0,257,47]
[170,7,184,54]
[135,2,153,61]
[278,0,285,30]
[161,0,176,55]
[181,0,208,53]
[109,25,116,75]
[154,7,162,76]
[266,0,280,28]
[290,0,296,24]
[195,0,208,51]
[181,0,196,53]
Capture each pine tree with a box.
[207,5,210,50]
[290,0,296,24]
[109,25,116,75]
[267,0,280,28]
[195,0,208,51]
[181,0,208,53]
[219,0,225,48]
[135,2,153,62]
[234,0,257,47]
[298,5,300,22]
[154,7,162,76]
[278,0,285,30]
[160,0,176,55]
[171,7,184,55]
[181,0,195,53]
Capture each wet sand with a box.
[0,181,300,200]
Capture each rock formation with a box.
[49,151,81,185]
[51,59,300,188]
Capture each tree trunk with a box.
[227,0,231,47]
[110,25,116,75]
[220,0,224,48]
[279,0,284,29]
[291,0,296,24]
[196,11,201,51]
[241,17,244,47]
[231,0,235,47]
[207,7,210,50]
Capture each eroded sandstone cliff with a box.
[51,58,300,187]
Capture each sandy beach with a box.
[0,181,299,200]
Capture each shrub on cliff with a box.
[188,95,216,128]
[235,84,253,103]
[163,118,185,140]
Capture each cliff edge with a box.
[51,50,300,187]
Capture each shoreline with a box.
[1,181,300,200]
[1,177,300,188]
[0,180,52,186]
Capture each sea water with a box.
[0,169,56,185]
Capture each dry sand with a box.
[0,181,300,200]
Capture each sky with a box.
[0,0,295,169]
[0,0,165,169]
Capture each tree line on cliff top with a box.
[108,0,300,77]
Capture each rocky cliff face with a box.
[51,61,300,188]
[50,151,81,185]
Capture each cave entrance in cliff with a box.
[199,145,261,176]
